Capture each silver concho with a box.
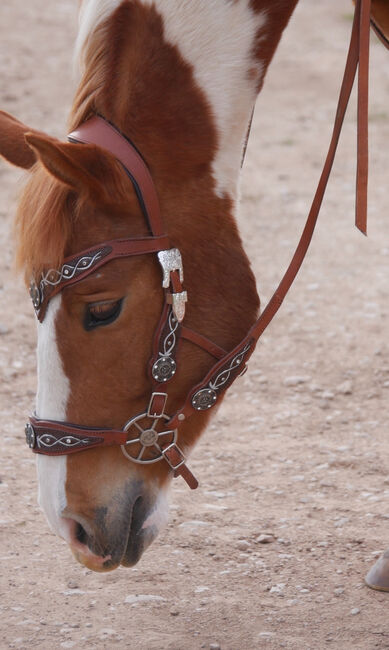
[152,356,177,382]
[139,429,159,446]
[29,282,41,310]
[25,423,36,449]
[191,388,217,411]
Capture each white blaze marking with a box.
[75,0,268,199]
[35,296,70,541]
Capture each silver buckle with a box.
[162,443,186,471]
[157,249,184,288]
[170,291,187,323]
[157,249,187,322]
[147,392,168,418]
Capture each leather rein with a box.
[26,0,380,489]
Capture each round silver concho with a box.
[191,388,217,411]
[151,356,176,382]
[25,423,36,449]
[121,412,177,464]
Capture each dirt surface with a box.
[0,1,389,649]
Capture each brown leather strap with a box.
[69,116,164,237]
[356,0,371,234]
[250,0,368,340]
[27,416,126,455]
[33,235,170,321]
[370,0,389,48]
[161,443,199,489]
[181,327,227,360]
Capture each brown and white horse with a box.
[2,0,387,584]
[0,0,301,571]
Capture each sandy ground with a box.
[0,1,389,649]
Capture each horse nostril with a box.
[75,522,88,546]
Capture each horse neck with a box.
[71,0,298,202]
[69,0,298,346]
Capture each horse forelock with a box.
[15,169,73,283]
[14,152,139,284]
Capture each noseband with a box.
[26,0,376,489]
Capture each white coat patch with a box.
[75,0,268,199]
[35,296,70,540]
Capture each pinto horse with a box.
[0,0,387,583]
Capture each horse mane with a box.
[13,10,126,284]
[70,13,111,130]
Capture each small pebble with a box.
[256,534,275,544]
[210,644,221,650]
[283,375,310,387]
[237,540,250,551]
[336,380,353,394]
[350,608,360,615]
[334,518,349,528]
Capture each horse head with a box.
[0,0,304,570]
[0,106,260,570]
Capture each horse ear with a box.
[24,133,108,200]
[0,110,43,169]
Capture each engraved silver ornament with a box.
[152,356,177,382]
[25,423,36,449]
[191,388,217,411]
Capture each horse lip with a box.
[61,487,156,570]
[120,496,158,567]
[61,517,114,571]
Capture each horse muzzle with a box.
[61,485,168,571]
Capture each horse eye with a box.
[84,299,123,330]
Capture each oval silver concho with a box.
[191,388,217,411]
[29,282,41,309]
[25,423,36,449]
[152,356,177,382]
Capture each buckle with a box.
[162,443,186,471]
[166,291,188,323]
[157,249,184,288]
[147,392,168,418]
[158,249,187,322]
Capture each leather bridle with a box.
[25,0,381,489]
